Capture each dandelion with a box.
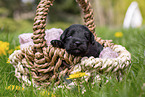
[8,49,13,54]
[15,45,20,50]
[0,41,9,56]
[66,72,88,79]
[40,89,55,97]
[6,58,10,63]
[5,85,24,91]
[114,32,123,38]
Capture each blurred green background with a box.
[0,0,145,34]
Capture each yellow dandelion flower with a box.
[6,58,10,63]
[40,90,55,97]
[66,72,88,79]
[0,41,9,56]
[8,49,13,54]
[114,32,123,38]
[6,85,24,91]
[15,45,20,50]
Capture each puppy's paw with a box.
[51,40,64,48]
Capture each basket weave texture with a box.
[9,0,131,87]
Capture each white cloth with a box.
[19,28,63,49]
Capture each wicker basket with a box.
[9,0,131,88]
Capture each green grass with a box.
[0,19,145,97]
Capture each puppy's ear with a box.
[85,31,95,45]
[60,28,69,41]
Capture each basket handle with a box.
[33,0,96,52]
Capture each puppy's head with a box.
[60,24,95,56]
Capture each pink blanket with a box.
[19,28,63,49]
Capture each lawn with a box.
[0,19,145,97]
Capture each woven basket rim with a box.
[9,43,131,87]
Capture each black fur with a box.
[51,24,103,57]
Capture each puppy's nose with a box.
[74,41,81,46]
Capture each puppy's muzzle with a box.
[73,41,82,47]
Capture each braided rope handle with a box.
[31,0,97,84]
[33,0,96,53]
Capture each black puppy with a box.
[51,24,103,58]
